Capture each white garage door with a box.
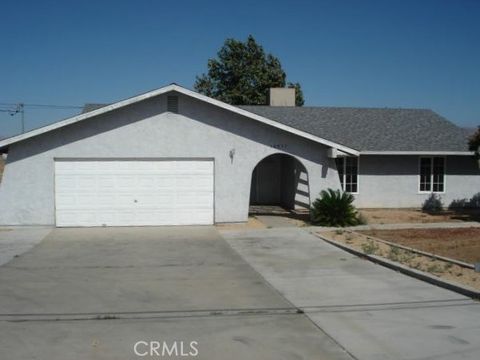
[55,160,214,227]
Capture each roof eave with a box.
[360,151,474,156]
[0,84,360,156]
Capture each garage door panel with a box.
[175,210,212,225]
[176,194,212,206]
[97,176,115,188]
[137,176,156,189]
[54,160,214,227]
[156,177,177,188]
[55,175,77,191]
[134,209,175,225]
[116,176,136,188]
[76,176,97,188]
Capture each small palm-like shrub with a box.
[310,189,360,227]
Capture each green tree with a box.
[468,126,480,155]
[194,35,304,106]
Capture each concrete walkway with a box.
[255,215,299,228]
[221,227,480,360]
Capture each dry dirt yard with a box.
[359,208,480,224]
[359,228,480,264]
[320,230,480,290]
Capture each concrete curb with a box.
[315,234,480,300]
[349,231,474,269]
[307,221,480,231]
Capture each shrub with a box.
[427,264,444,273]
[310,189,360,227]
[387,246,402,262]
[448,192,480,210]
[468,126,480,155]
[361,240,379,255]
[469,193,480,208]
[448,198,469,210]
[422,193,443,213]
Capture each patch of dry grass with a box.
[359,208,480,224]
[359,228,480,263]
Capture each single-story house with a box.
[0,84,477,227]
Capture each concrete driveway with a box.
[0,226,52,266]
[222,227,480,360]
[0,226,351,360]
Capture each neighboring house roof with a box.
[81,103,108,114]
[239,106,471,154]
[0,84,359,156]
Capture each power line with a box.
[0,103,83,134]
[0,102,85,134]
[0,102,83,109]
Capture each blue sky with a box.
[0,0,479,137]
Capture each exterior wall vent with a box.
[167,95,179,113]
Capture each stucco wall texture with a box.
[355,155,480,208]
[0,93,339,225]
[0,91,478,226]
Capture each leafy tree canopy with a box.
[194,35,304,106]
[468,126,480,154]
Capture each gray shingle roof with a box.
[81,102,470,152]
[239,106,470,152]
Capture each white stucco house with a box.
[0,84,477,227]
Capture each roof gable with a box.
[0,84,359,155]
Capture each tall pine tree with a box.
[195,35,304,106]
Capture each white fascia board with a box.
[360,151,474,156]
[0,84,359,156]
[335,149,351,157]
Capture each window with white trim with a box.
[335,156,359,193]
[419,157,445,192]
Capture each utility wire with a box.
[0,102,83,109]
[0,102,82,134]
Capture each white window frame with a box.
[418,156,446,194]
[336,156,360,194]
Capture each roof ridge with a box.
[239,105,433,111]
